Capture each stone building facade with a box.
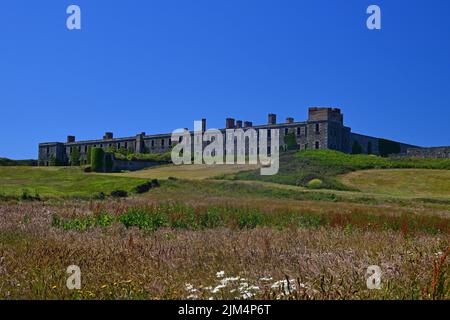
[38,107,419,166]
[406,147,450,158]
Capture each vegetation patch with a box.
[221,150,450,191]
[0,158,37,166]
[51,203,449,235]
[0,166,149,199]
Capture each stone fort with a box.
[39,107,446,166]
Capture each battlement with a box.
[308,107,343,124]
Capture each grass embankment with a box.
[110,163,259,180]
[0,166,148,199]
[221,150,450,191]
[341,169,450,198]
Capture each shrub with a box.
[283,133,298,151]
[307,178,323,189]
[91,148,105,172]
[133,181,153,194]
[110,190,128,198]
[20,190,41,201]
[93,192,106,200]
[119,208,168,230]
[70,147,80,166]
[151,179,160,187]
[133,179,160,194]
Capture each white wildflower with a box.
[216,271,225,278]
[260,277,273,281]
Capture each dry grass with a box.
[340,169,450,198]
[0,199,448,300]
[104,163,258,180]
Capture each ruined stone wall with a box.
[350,133,381,155]
[406,147,450,158]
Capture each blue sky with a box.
[1,0,449,159]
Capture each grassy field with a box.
[0,166,148,198]
[107,163,258,180]
[340,169,450,198]
[222,150,450,191]
[0,151,448,300]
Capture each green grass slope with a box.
[220,150,450,191]
[341,169,450,198]
[0,166,148,199]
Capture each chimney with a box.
[268,114,277,125]
[286,117,294,124]
[103,132,113,140]
[244,121,253,128]
[201,118,206,132]
[236,120,243,128]
[226,118,235,129]
[67,135,75,143]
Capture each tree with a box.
[49,154,60,166]
[367,142,373,155]
[118,146,128,156]
[91,148,105,172]
[70,147,80,166]
[283,133,298,151]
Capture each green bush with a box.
[114,152,172,163]
[283,133,298,151]
[132,179,160,194]
[306,178,323,189]
[70,147,80,166]
[20,189,41,201]
[110,190,128,198]
[91,148,105,172]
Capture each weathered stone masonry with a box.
[38,107,420,166]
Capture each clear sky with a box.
[1,0,449,159]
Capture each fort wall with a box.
[38,107,430,166]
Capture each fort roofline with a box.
[37,107,432,166]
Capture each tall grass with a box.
[51,203,449,235]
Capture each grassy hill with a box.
[220,150,450,191]
[109,163,259,180]
[0,166,148,199]
[1,150,449,201]
[0,157,37,166]
[340,169,450,198]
